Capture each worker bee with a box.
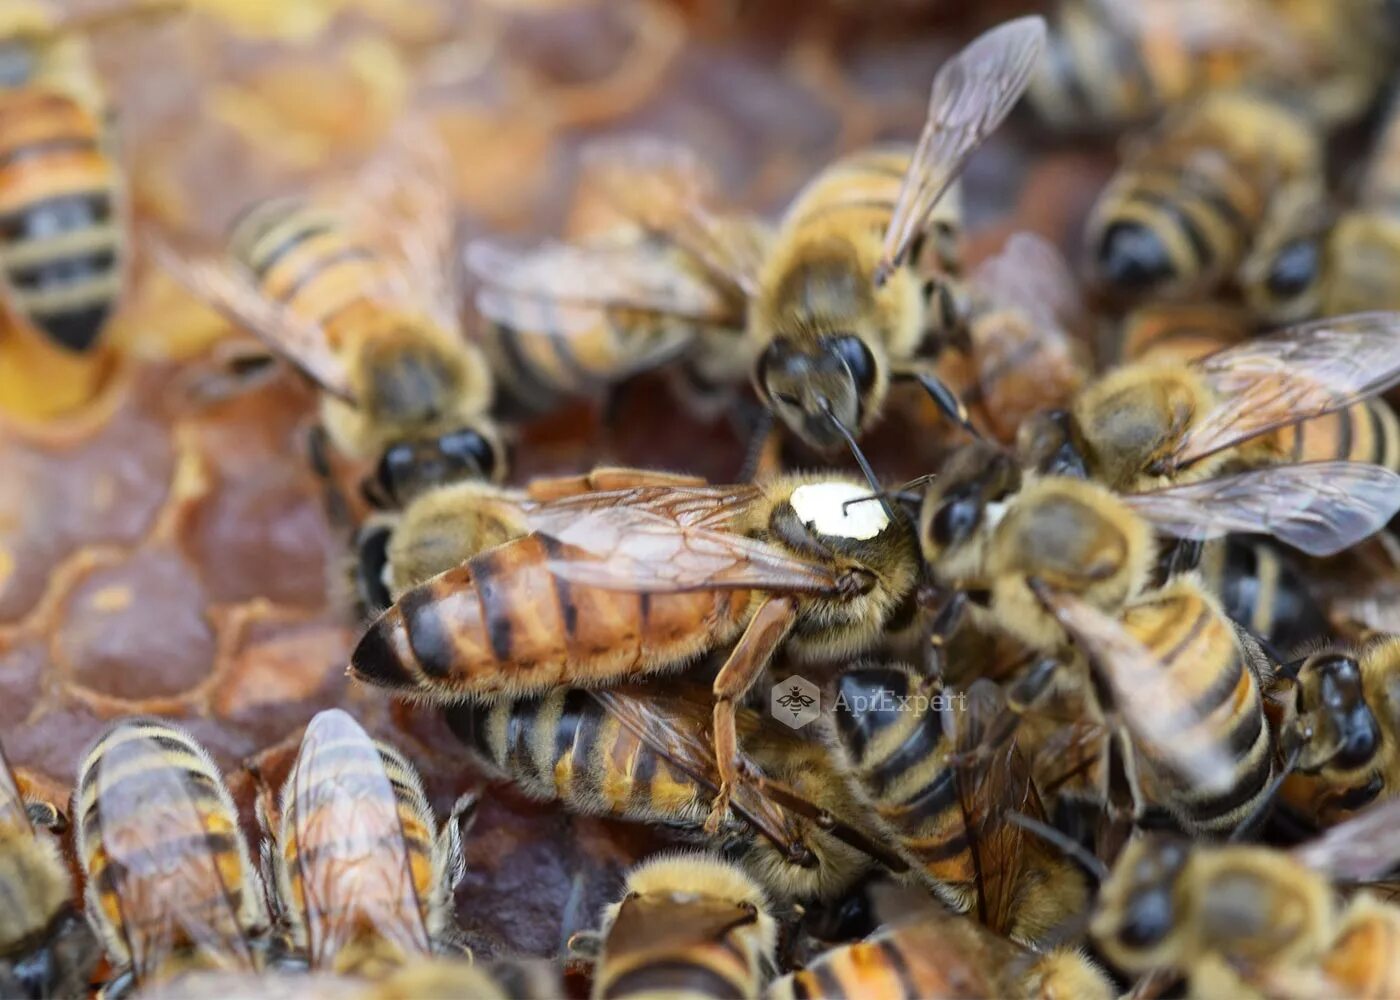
[353,468,707,616]
[1091,797,1400,997]
[158,129,502,510]
[274,709,468,977]
[1017,312,1400,491]
[1028,0,1390,133]
[446,681,895,901]
[74,718,269,994]
[1085,89,1324,303]
[0,735,98,998]
[959,232,1092,446]
[466,141,763,421]
[914,449,1400,833]
[1270,637,1400,829]
[587,852,776,1000]
[824,662,1089,945]
[350,473,921,830]
[0,1,174,355]
[768,910,1112,1000]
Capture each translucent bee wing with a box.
[1174,312,1400,470]
[877,17,1047,283]
[1292,796,1400,881]
[92,730,256,982]
[1125,462,1400,557]
[971,231,1087,337]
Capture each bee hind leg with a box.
[891,361,983,440]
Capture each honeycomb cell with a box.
[209,617,352,734]
[55,548,215,702]
[0,638,49,730]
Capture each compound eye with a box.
[373,442,418,507]
[829,335,876,395]
[931,495,981,548]
[1266,240,1319,298]
[439,428,498,480]
[1118,888,1174,949]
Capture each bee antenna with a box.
[1229,742,1301,843]
[818,402,893,519]
[1006,810,1110,884]
[755,776,911,875]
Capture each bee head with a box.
[1295,652,1379,773]
[1093,835,1190,968]
[365,426,503,508]
[917,442,1020,561]
[755,334,878,452]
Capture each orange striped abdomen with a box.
[1259,398,1400,471]
[0,88,122,352]
[351,534,753,699]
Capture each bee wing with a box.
[971,231,1087,337]
[1125,462,1400,558]
[152,244,357,405]
[526,484,757,531]
[1173,313,1400,469]
[1291,796,1400,881]
[581,135,766,299]
[289,710,431,968]
[1034,587,1239,795]
[877,17,1046,281]
[589,686,801,851]
[93,732,255,981]
[0,740,32,836]
[539,504,843,595]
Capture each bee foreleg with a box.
[706,595,799,833]
[891,362,983,440]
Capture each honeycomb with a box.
[0,0,1110,962]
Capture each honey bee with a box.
[74,718,269,993]
[350,473,921,829]
[959,232,1092,446]
[0,735,98,998]
[353,468,706,616]
[914,452,1400,834]
[824,662,1089,945]
[466,141,763,420]
[446,681,893,902]
[159,130,502,509]
[1270,637,1400,828]
[588,852,776,1000]
[1029,0,1390,133]
[1085,89,1324,303]
[1017,312,1400,491]
[0,1,172,356]
[1091,797,1400,997]
[275,709,467,977]
[768,911,1112,1000]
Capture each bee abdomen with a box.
[1269,399,1400,471]
[351,535,741,698]
[0,90,121,352]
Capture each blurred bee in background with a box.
[1091,798,1400,996]
[0,735,98,998]
[466,141,764,424]
[584,853,776,1000]
[0,1,170,356]
[351,467,706,617]
[1029,0,1391,133]
[1269,637,1400,829]
[447,681,898,902]
[1018,313,1400,491]
[274,709,469,977]
[823,662,1090,945]
[957,232,1092,447]
[159,128,503,512]
[350,473,921,829]
[768,910,1112,1000]
[1194,534,1332,652]
[1085,90,1324,303]
[74,718,269,995]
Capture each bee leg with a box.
[952,655,1060,769]
[738,406,782,482]
[706,595,800,833]
[306,422,353,533]
[922,589,967,679]
[890,363,982,440]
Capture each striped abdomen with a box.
[0,89,122,353]
[75,719,259,980]
[1117,303,1245,365]
[447,689,714,828]
[1256,398,1400,471]
[1120,580,1273,834]
[1197,536,1329,650]
[828,666,974,910]
[351,534,752,699]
